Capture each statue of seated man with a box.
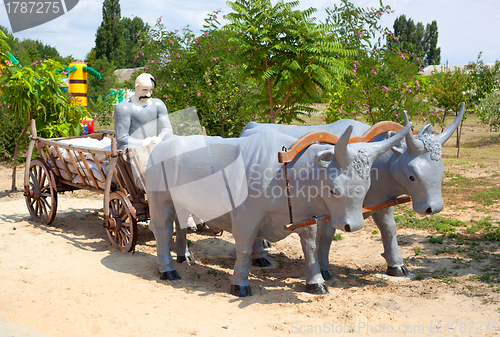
[114,73,172,149]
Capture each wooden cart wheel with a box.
[105,191,138,252]
[24,159,58,225]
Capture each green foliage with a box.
[428,65,472,124]
[477,88,500,130]
[468,57,500,130]
[388,15,441,66]
[323,1,436,125]
[325,48,436,125]
[224,0,353,123]
[0,25,72,66]
[325,0,392,50]
[0,30,86,190]
[86,56,120,127]
[121,16,149,68]
[94,0,125,68]
[1,39,86,138]
[141,14,259,137]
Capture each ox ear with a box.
[386,131,405,155]
[419,124,433,135]
[368,122,413,161]
[315,150,335,169]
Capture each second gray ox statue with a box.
[145,123,412,297]
[240,103,466,279]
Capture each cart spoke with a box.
[37,166,42,186]
[119,229,129,245]
[40,196,51,213]
[40,183,49,193]
[34,199,40,218]
[111,200,119,216]
[121,213,129,222]
[30,169,38,187]
[40,170,46,186]
[40,199,48,219]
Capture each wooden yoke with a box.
[278,121,416,163]
[278,120,416,231]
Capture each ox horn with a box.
[438,102,466,145]
[369,122,413,161]
[334,125,354,171]
[403,110,425,157]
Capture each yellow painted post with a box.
[68,61,88,107]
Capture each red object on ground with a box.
[80,118,94,134]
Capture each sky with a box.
[1,0,499,66]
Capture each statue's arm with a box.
[114,105,143,148]
[157,100,173,139]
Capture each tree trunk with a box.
[441,109,447,125]
[268,77,275,124]
[11,119,31,192]
[265,58,275,124]
[456,117,464,158]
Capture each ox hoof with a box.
[321,270,333,281]
[252,257,272,267]
[262,239,272,249]
[386,265,409,277]
[160,270,182,281]
[177,255,195,264]
[230,284,252,297]
[305,282,329,295]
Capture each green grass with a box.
[333,233,343,241]
[395,210,465,233]
[429,236,444,244]
[470,187,500,206]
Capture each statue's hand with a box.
[151,136,162,144]
[142,137,152,146]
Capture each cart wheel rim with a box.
[106,191,137,253]
[25,159,57,225]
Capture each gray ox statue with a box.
[239,103,466,279]
[145,123,412,297]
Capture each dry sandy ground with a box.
[1,161,499,337]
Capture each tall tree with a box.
[86,56,120,127]
[121,17,149,68]
[424,21,440,66]
[95,0,125,68]
[224,0,352,123]
[389,15,441,66]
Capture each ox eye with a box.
[330,189,337,196]
[409,175,416,182]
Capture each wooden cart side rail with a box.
[42,142,62,178]
[33,137,115,156]
[78,151,100,188]
[115,156,141,203]
[110,154,128,193]
[278,122,418,163]
[49,132,105,142]
[33,136,119,191]
[91,152,107,186]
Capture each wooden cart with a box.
[23,119,149,252]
